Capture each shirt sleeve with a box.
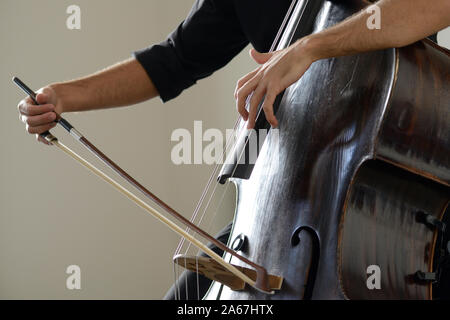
[133,0,249,102]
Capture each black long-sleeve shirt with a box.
[133,0,437,103]
[133,0,292,102]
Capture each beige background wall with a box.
[1,1,449,299]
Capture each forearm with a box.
[235,0,449,129]
[50,58,159,113]
[302,0,450,61]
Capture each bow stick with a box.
[13,77,274,293]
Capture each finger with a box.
[261,89,278,128]
[236,96,249,122]
[234,68,259,99]
[247,85,266,129]
[249,48,274,64]
[26,122,57,135]
[18,103,55,116]
[36,134,52,146]
[36,92,50,105]
[23,111,57,127]
[236,73,262,121]
[17,97,33,115]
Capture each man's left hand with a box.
[234,39,316,129]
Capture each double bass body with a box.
[205,0,450,300]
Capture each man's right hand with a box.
[16,58,159,145]
[17,86,62,145]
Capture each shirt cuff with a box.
[133,40,196,103]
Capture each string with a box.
[178,0,298,255]
[47,136,259,288]
[192,0,302,255]
[188,0,300,253]
[175,0,299,258]
[174,118,242,255]
[172,261,179,300]
[173,115,243,299]
[173,0,300,299]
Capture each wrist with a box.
[49,80,89,114]
[294,34,326,63]
[48,82,67,114]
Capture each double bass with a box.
[201,0,450,299]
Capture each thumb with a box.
[249,48,273,64]
[36,92,49,105]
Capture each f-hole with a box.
[291,226,320,300]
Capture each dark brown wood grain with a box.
[376,40,450,186]
[339,160,449,299]
[204,0,449,300]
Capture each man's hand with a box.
[16,58,159,145]
[235,40,315,129]
[17,86,63,145]
[235,0,450,130]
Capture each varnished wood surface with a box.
[376,40,450,186]
[205,0,449,300]
[207,0,396,299]
[339,160,449,299]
